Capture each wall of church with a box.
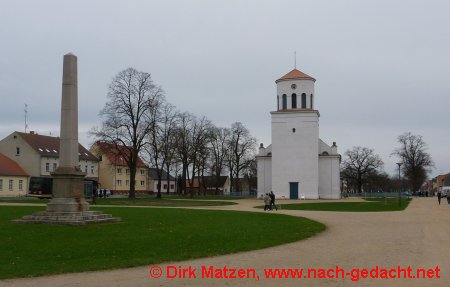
[318,155,341,199]
[256,155,272,197]
[271,111,319,199]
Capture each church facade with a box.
[257,69,341,199]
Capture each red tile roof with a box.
[16,132,97,161]
[93,141,147,168]
[276,69,316,83]
[0,153,28,176]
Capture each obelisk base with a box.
[13,167,120,225]
[47,167,89,212]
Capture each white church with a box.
[257,68,341,199]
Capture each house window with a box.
[45,163,50,172]
[170,184,175,190]
[91,166,94,174]
[0,179,3,190]
[19,180,23,190]
[282,94,287,109]
[291,93,297,109]
[140,169,145,176]
[53,163,57,171]
[117,168,122,174]
[9,180,13,190]
[116,180,122,186]
[126,180,130,186]
[85,165,88,173]
[16,147,20,155]
[301,93,307,108]
[126,169,130,175]
[163,184,168,189]
[140,181,145,187]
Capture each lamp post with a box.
[396,162,402,207]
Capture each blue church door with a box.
[289,182,299,199]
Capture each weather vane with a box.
[294,51,297,69]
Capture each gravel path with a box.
[0,197,448,287]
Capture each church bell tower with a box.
[271,69,320,199]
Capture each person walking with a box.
[269,191,277,211]
[92,188,97,205]
[437,191,442,205]
[264,193,271,211]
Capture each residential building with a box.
[0,153,29,197]
[0,131,99,182]
[148,168,176,194]
[186,176,230,195]
[90,142,149,194]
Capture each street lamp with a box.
[396,162,402,207]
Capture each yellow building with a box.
[90,142,149,194]
[0,153,29,197]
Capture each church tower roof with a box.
[276,69,316,83]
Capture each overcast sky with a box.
[1,0,449,178]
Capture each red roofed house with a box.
[90,141,149,194]
[0,131,99,197]
[0,153,29,197]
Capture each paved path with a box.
[0,197,448,287]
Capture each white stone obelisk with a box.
[47,53,89,213]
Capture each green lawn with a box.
[0,206,325,279]
[0,197,236,207]
[94,197,237,206]
[265,198,411,212]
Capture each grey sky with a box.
[1,0,449,178]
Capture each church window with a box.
[292,94,297,109]
[301,93,307,108]
[282,94,287,109]
[277,96,279,110]
[292,128,296,133]
[311,94,314,109]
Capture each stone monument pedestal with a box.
[47,167,89,212]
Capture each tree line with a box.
[341,132,434,194]
[91,68,257,198]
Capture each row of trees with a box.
[91,68,257,198]
[341,132,434,193]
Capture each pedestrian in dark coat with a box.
[437,191,442,205]
[269,191,277,211]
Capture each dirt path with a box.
[1,197,448,286]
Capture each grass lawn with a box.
[0,197,237,207]
[94,197,237,206]
[264,198,411,212]
[0,206,325,279]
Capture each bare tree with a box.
[227,122,257,193]
[173,112,195,195]
[144,100,178,198]
[392,132,434,191]
[341,146,384,194]
[209,127,231,194]
[91,67,163,198]
[188,116,213,196]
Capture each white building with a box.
[257,69,341,199]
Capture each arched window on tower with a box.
[277,95,279,110]
[282,94,287,110]
[301,93,307,108]
[291,93,297,109]
[311,94,314,109]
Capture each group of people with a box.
[263,191,277,211]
